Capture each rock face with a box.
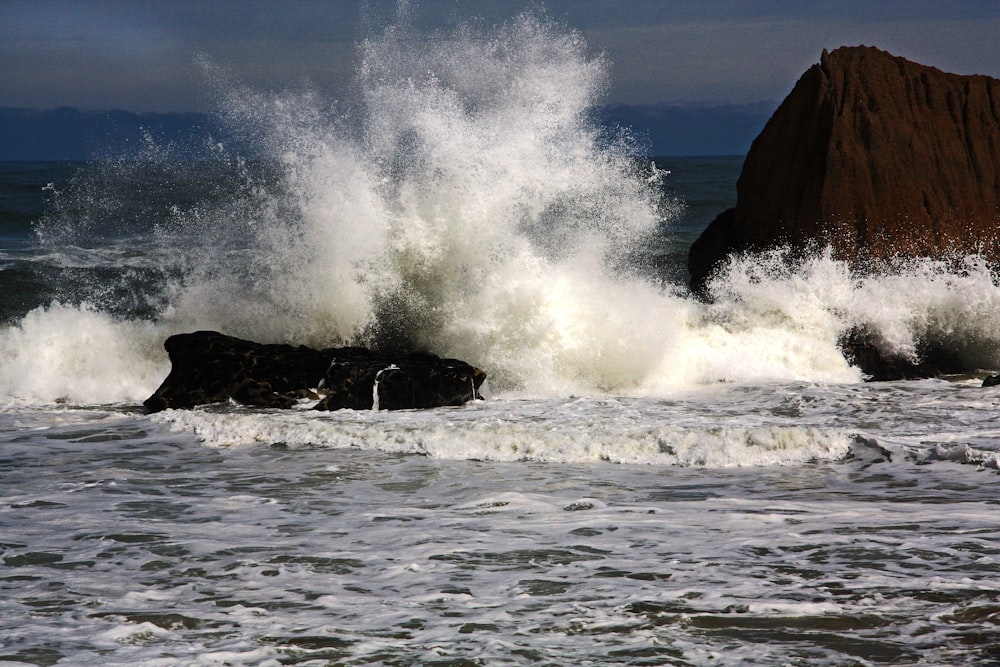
[143,331,486,413]
[838,328,966,382]
[689,45,1000,294]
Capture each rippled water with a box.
[3,386,999,666]
[4,8,1000,665]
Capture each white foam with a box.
[745,601,843,615]
[95,622,172,646]
[708,249,1000,371]
[151,399,853,467]
[932,443,1000,469]
[8,10,1000,410]
[158,12,686,395]
[0,303,168,406]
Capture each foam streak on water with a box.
[1,401,999,666]
[2,7,1000,665]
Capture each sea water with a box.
[2,10,1000,666]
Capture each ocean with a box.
[2,13,1000,667]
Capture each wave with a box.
[0,302,168,406]
[2,8,999,408]
[149,398,855,467]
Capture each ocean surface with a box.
[3,12,1000,667]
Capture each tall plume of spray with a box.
[12,5,1000,408]
[180,6,680,394]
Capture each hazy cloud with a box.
[2,0,998,111]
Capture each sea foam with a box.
[151,399,854,467]
[4,9,1000,409]
[0,302,167,406]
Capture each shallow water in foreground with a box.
[2,384,999,666]
[4,8,1000,664]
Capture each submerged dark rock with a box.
[689,45,1000,295]
[312,348,488,411]
[143,331,485,413]
[838,328,968,381]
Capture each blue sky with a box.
[3,0,999,112]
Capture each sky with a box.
[2,0,1000,112]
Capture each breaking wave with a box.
[2,7,999,408]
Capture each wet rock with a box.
[689,45,1000,295]
[313,349,488,412]
[838,327,968,381]
[983,374,1000,387]
[143,331,485,413]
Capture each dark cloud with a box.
[2,0,998,111]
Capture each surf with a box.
[2,7,999,409]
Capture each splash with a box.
[705,248,1000,374]
[5,7,1000,407]
[168,9,679,394]
[0,302,167,406]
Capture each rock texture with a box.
[838,328,966,382]
[143,331,486,413]
[689,45,1000,294]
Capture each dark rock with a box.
[314,350,487,412]
[143,331,329,412]
[838,327,968,381]
[687,207,736,296]
[689,45,1000,295]
[143,331,485,413]
[983,374,1000,387]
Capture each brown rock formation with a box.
[689,45,1000,294]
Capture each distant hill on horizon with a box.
[0,103,774,161]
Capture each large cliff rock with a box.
[143,331,486,413]
[688,45,1000,294]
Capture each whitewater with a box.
[2,9,999,666]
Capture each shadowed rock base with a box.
[143,331,486,413]
[838,328,968,381]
